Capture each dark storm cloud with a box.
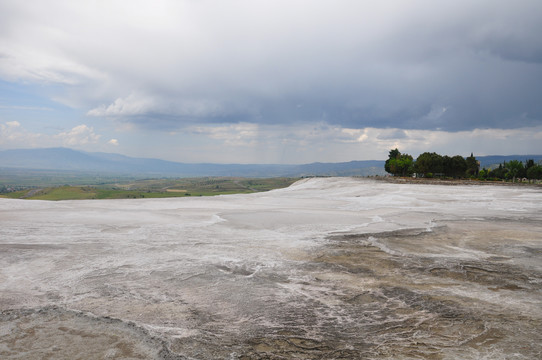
[1,0,541,132]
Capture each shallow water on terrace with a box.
[1,178,541,359]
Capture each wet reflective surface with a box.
[1,178,541,359]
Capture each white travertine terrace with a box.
[1,178,541,359]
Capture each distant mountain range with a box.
[0,148,386,177]
[0,148,540,178]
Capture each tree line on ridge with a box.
[385,149,542,181]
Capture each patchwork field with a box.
[0,177,298,200]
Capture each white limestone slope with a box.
[1,177,541,359]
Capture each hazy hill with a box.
[477,155,542,169]
[1,148,540,178]
[0,148,386,177]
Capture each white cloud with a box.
[1,0,541,133]
[1,1,542,163]
[190,123,259,146]
[5,121,20,128]
[2,118,541,164]
[340,128,369,143]
[375,126,542,158]
[167,122,542,163]
[0,121,44,146]
[87,93,158,117]
[423,106,449,122]
[0,105,53,111]
[55,125,101,146]
[87,92,230,120]
[0,121,108,150]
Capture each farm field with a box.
[0,177,299,200]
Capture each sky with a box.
[0,0,541,164]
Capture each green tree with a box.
[385,148,400,174]
[506,160,524,182]
[465,153,479,177]
[415,152,444,177]
[389,154,414,177]
[449,155,467,178]
[489,163,506,179]
[478,168,489,180]
[442,155,452,177]
[526,165,542,180]
[385,149,414,177]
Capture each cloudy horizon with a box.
[1,0,541,164]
